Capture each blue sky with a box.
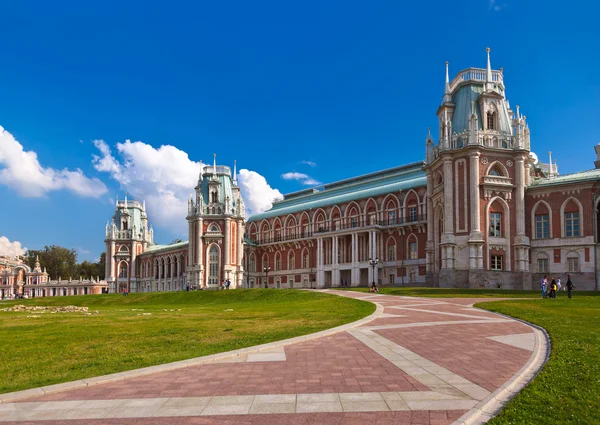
[1,0,598,261]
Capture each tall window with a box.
[302,250,309,269]
[537,258,549,273]
[409,207,417,222]
[249,255,256,272]
[388,210,396,225]
[487,111,496,130]
[275,253,281,271]
[119,262,127,278]
[388,274,395,285]
[565,212,580,237]
[491,255,502,270]
[388,244,396,261]
[536,214,550,239]
[288,252,295,270]
[208,245,219,285]
[408,241,417,260]
[490,212,502,237]
[275,229,281,241]
[351,216,358,228]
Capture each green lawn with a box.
[479,297,600,425]
[337,286,600,298]
[0,289,374,395]
[336,287,600,424]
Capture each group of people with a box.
[540,274,575,299]
[220,279,231,290]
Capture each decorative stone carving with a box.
[481,157,489,165]
[506,160,513,168]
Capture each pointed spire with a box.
[445,61,450,94]
[124,193,128,209]
[427,127,432,140]
[516,105,520,119]
[198,160,203,182]
[471,100,475,115]
[116,194,118,207]
[213,153,217,179]
[233,160,237,185]
[142,200,146,212]
[486,47,492,81]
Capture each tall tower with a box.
[105,196,154,293]
[186,155,245,289]
[425,48,532,289]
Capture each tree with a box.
[98,252,106,280]
[27,245,78,280]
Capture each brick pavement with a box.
[0,290,547,424]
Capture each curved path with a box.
[0,290,548,424]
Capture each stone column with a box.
[223,218,231,266]
[196,219,203,287]
[110,241,116,279]
[513,155,530,272]
[425,173,434,273]
[468,152,484,270]
[188,221,193,267]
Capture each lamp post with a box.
[263,265,270,288]
[369,257,379,287]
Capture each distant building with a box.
[104,49,600,292]
[0,255,106,299]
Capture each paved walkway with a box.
[0,291,548,424]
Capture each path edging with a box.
[0,294,382,404]
[452,306,551,425]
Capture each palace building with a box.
[104,50,600,293]
[0,255,106,299]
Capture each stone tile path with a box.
[0,291,548,424]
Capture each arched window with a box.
[249,254,256,273]
[490,168,500,176]
[275,252,281,271]
[209,223,220,233]
[387,237,396,261]
[302,249,309,269]
[288,251,295,270]
[537,253,549,274]
[122,220,128,231]
[119,245,129,253]
[567,252,580,272]
[489,208,502,237]
[262,254,269,271]
[208,245,219,286]
[118,262,128,278]
[487,111,496,130]
[407,235,418,260]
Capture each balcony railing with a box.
[247,215,427,245]
[448,68,503,93]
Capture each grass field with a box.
[337,286,600,424]
[0,289,374,395]
[479,297,600,425]
[338,286,600,299]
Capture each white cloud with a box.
[281,171,321,186]
[299,160,317,167]
[92,140,285,226]
[489,0,504,11]
[237,169,283,216]
[0,236,27,258]
[0,126,108,198]
[92,139,201,234]
[282,172,309,180]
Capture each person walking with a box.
[225,279,230,290]
[566,274,575,299]
[540,275,548,298]
[550,277,557,299]
[557,278,562,293]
